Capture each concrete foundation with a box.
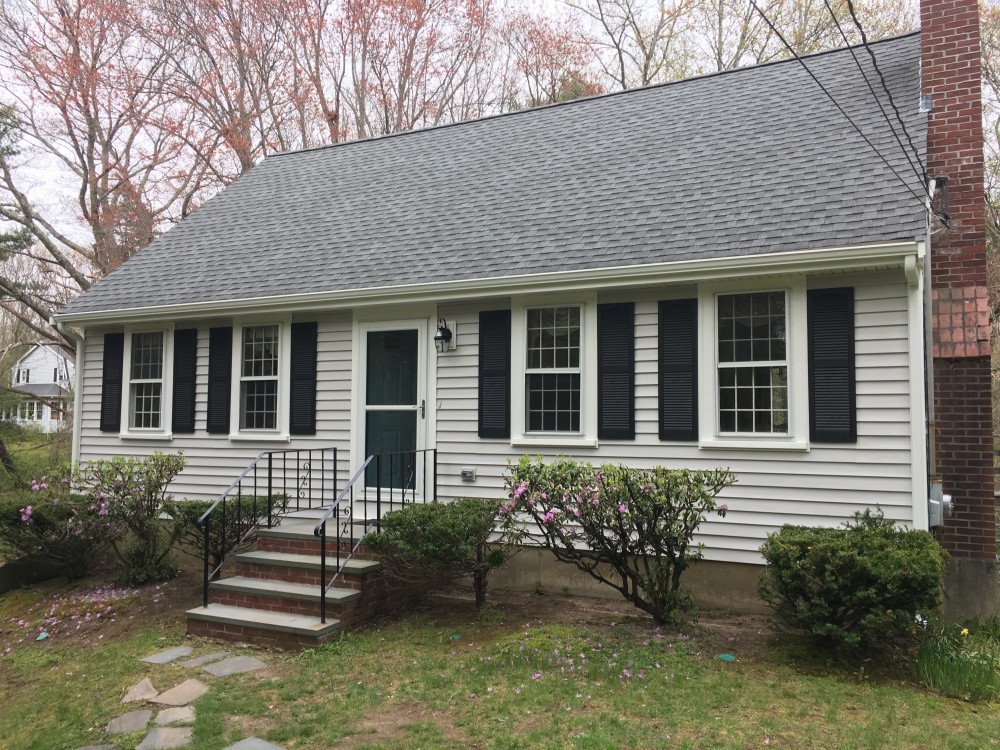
[493,549,1000,622]
[491,549,770,615]
[943,557,1000,621]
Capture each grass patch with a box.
[1,586,998,749]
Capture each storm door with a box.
[362,324,425,492]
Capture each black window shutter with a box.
[659,299,698,441]
[171,329,198,434]
[597,302,635,440]
[99,333,125,433]
[207,327,233,434]
[808,287,856,443]
[289,322,319,436]
[478,310,511,439]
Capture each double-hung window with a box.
[239,324,280,431]
[525,306,582,433]
[717,291,788,434]
[128,332,165,430]
[700,280,807,450]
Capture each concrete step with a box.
[185,604,342,638]
[258,520,371,541]
[210,576,361,604]
[233,550,382,574]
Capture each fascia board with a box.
[52,240,920,326]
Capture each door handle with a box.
[420,399,425,418]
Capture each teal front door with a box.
[363,326,423,490]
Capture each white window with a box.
[18,401,38,420]
[120,328,174,438]
[15,368,28,384]
[510,295,597,447]
[525,306,582,432]
[699,280,808,451]
[239,324,280,430]
[716,291,788,434]
[129,332,165,429]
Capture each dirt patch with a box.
[0,555,203,658]
[336,701,473,749]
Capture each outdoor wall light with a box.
[434,318,454,353]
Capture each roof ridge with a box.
[270,30,920,160]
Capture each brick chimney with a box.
[922,0,995,559]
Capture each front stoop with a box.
[185,517,425,648]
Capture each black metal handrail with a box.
[200,446,337,607]
[313,448,438,623]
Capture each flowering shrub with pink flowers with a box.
[0,452,186,585]
[503,457,734,624]
[0,469,114,581]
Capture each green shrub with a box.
[758,509,948,652]
[0,472,110,580]
[77,452,186,586]
[503,457,734,625]
[366,498,520,608]
[916,623,1000,701]
[164,494,288,574]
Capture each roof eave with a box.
[53,240,923,327]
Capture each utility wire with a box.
[749,0,927,208]
[845,0,927,177]
[822,0,927,192]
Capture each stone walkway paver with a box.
[89,643,278,750]
[122,677,159,703]
[155,706,195,725]
[152,678,209,706]
[178,651,229,668]
[136,726,193,749]
[223,738,288,750]
[106,709,152,735]
[203,655,266,676]
[142,646,194,664]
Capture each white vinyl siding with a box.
[77,315,353,501]
[73,270,918,563]
[435,272,916,565]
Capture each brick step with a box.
[185,604,341,648]
[256,521,379,559]
[234,550,381,587]
[209,575,360,617]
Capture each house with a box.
[51,0,995,620]
[2,343,75,433]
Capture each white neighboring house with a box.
[4,343,75,433]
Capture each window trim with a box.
[510,293,598,448]
[119,325,174,440]
[229,318,292,441]
[697,278,809,451]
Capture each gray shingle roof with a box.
[60,33,926,317]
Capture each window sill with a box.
[119,431,173,441]
[228,432,291,443]
[698,437,809,452]
[511,435,598,449]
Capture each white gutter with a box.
[52,240,920,326]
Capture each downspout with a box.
[53,319,84,467]
[924,179,938,482]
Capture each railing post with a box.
[320,520,327,624]
[376,454,382,533]
[267,454,274,529]
[202,516,210,608]
[433,448,438,501]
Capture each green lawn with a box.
[1,573,998,750]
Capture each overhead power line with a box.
[748,0,928,209]
[822,0,927,192]
[844,0,927,178]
